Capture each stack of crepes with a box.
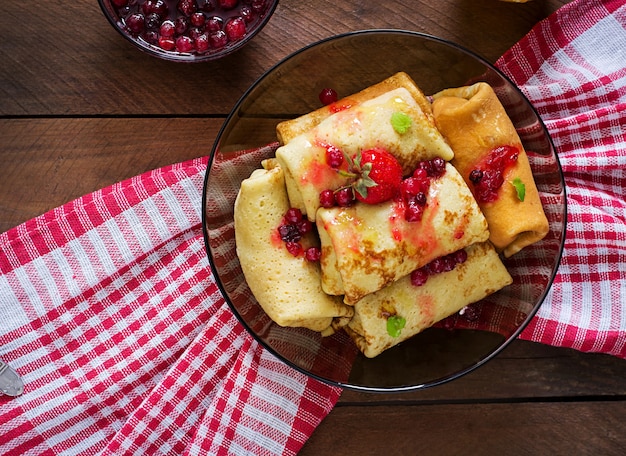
[0,0,624,454]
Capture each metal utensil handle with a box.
[0,358,24,397]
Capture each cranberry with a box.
[195,33,210,52]
[319,88,338,105]
[284,207,303,224]
[285,241,302,257]
[176,35,195,52]
[198,0,216,11]
[410,268,429,287]
[240,5,254,22]
[404,198,424,222]
[219,0,239,9]
[428,257,446,274]
[454,249,468,264]
[160,20,175,37]
[158,36,176,50]
[143,30,159,44]
[297,219,313,235]
[206,16,223,32]
[225,16,246,41]
[325,145,344,168]
[190,12,206,27]
[145,12,162,30]
[175,16,190,34]
[469,169,483,184]
[142,0,168,17]
[319,189,335,208]
[125,13,145,35]
[305,247,322,262]
[430,157,446,177]
[334,187,355,207]
[278,224,301,243]
[250,0,266,12]
[471,145,520,203]
[209,30,228,48]
[178,0,198,16]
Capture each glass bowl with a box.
[98,0,278,62]
[202,30,567,392]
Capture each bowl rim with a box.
[202,29,568,392]
[97,0,280,62]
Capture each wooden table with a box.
[2,0,625,454]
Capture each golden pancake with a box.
[316,163,489,304]
[234,160,353,333]
[345,242,513,358]
[432,82,549,257]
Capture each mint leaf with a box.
[386,315,406,338]
[391,112,412,134]
[511,177,526,202]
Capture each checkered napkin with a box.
[1,0,625,454]
[496,0,626,358]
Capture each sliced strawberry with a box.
[352,148,403,204]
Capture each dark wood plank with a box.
[0,0,570,116]
[338,339,626,403]
[300,400,626,455]
[0,118,221,233]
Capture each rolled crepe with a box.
[316,163,489,304]
[345,242,513,358]
[431,82,549,257]
[276,72,437,145]
[276,83,454,221]
[234,160,353,333]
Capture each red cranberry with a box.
[209,30,228,48]
[334,187,355,207]
[240,5,254,22]
[278,224,302,243]
[158,36,176,50]
[410,268,429,287]
[285,241,302,257]
[175,16,190,34]
[206,16,223,32]
[319,190,335,208]
[305,247,322,262]
[198,0,216,11]
[143,30,159,44]
[225,16,246,41]
[219,0,239,9]
[430,157,446,177]
[319,88,338,105]
[159,20,175,37]
[469,169,483,184]
[145,12,162,30]
[250,0,266,12]
[190,12,206,27]
[178,0,198,16]
[195,33,210,52]
[284,208,303,224]
[125,13,145,35]
[404,198,424,222]
[325,145,344,168]
[297,219,313,235]
[142,0,168,17]
[454,249,468,264]
[176,35,194,52]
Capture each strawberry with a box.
[348,148,403,204]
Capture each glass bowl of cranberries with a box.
[202,30,567,392]
[98,0,278,62]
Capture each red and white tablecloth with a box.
[1,0,624,454]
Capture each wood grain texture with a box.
[3,0,625,454]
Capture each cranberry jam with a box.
[99,0,277,61]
